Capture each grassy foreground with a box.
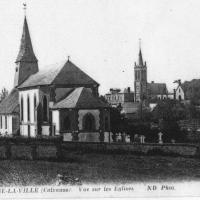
[0,153,200,186]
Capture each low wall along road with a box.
[0,138,198,160]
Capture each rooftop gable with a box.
[18,60,99,89]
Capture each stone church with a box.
[0,14,111,142]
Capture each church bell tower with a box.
[134,40,147,102]
[14,7,38,88]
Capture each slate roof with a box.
[148,82,167,95]
[0,89,19,114]
[18,60,99,89]
[16,17,37,63]
[52,87,109,109]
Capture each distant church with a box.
[105,43,175,118]
[0,10,111,142]
[134,45,170,103]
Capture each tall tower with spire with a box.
[14,7,38,87]
[134,40,147,102]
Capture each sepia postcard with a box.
[0,0,199,199]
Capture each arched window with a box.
[21,96,24,121]
[105,116,109,131]
[43,96,48,122]
[83,113,95,131]
[27,95,30,121]
[34,94,37,121]
[5,116,7,129]
[63,116,71,131]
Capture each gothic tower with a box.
[14,16,38,87]
[134,43,147,102]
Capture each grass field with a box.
[0,153,200,186]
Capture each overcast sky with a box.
[0,0,200,94]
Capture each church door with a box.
[83,113,95,131]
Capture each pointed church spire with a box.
[14,4,38,87]
[138,39,143,66]
[15,11,37,63]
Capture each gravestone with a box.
[158,132,163,144]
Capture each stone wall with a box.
[0,142,59,160]
[62,142,199,157]
[0,140,198,160]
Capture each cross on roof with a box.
[23,3,27,16]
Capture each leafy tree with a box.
[152,99,186,121]
[185,102,200,119]
[152,99,188,142]
[160,120,187,142]
[182,79,200,105]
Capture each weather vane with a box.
[23,3,27,16]
[68,55,70,61]
[139,38,141,50]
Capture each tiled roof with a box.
[148,82,167,95]
[0,89,19,114]
[16,17,37,63]
[18,60,99,89]
[53,87,109,109]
